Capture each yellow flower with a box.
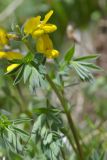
[0,28,8,47]
[0,51,23,60]
[24,10,57,37]
[36,34,59,58]
[0,51,23,72]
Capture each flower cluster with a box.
[0,10,59,72]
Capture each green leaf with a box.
[78,61,102,70]
[41,126,47,138]
[12,118,32,124]
[50,141,60,157]
[64,46,75,62]
[74,54,99,61]
[89,150,105,160]
[32,115,44,133]
[29,67,40,87]
[29,66,46,91]
[99,152,105,160]
[12,127,29,136]
[70,61,94,81]
[23,52,34,63]
[46,133,53,144]
[23,65,32,83]
[8,151,23,160]
[34,108,49,115]
[39,65,46,74]
[13,65,25,85]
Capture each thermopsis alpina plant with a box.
[0,10,101,160]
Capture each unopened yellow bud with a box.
[7,64,20,72]
[45,49,59,58]
[51,49,59,58]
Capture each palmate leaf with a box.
[0,115,31,155]
[23,64,47,92]
[29,67,45,89]
[70,61,94,81]
[32,105,63,160]
[62,47,101,81]
[7,57,47,89]
[68,53,101,81]
[6,52,35,85]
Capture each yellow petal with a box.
[24,16,41,34]
[0,28,8,46]
[42,10,53,24]
[7,64,20,72]
[2,51,23,60]
[0,51,23,60]
[36,34,59,58]
[0,51,7,58]
[36,34,53,53]
[32,29,44,37]
[44,34,53,49]
[36,35,45,53]
[42,24,57,33]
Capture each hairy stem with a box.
[46,74,84,160]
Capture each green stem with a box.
[16,84,26,112]
[61,148,67,160]
[11,76,26,112]
[61,128,77,154]
[46,74,84,160]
